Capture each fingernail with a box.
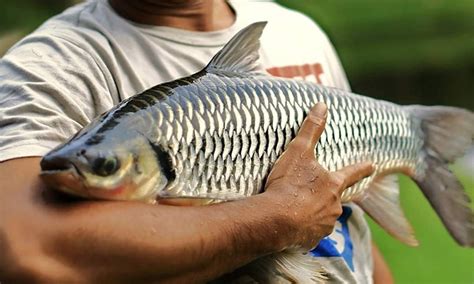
[311,103,327,117]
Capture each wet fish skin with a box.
[136,72,424,203]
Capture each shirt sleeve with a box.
[0,33,114,162]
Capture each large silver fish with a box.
[40,22,473,282]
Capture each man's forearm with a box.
[50,195,285,282]
[372,242,394,284]
[0,158,284,283]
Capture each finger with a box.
[335,162,374,192]
[293,103,328,151]
[267,103,327,180]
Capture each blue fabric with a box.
[310,206,355,271]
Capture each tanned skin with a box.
[0,0,393,282]
[109,0,235,31]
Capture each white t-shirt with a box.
[0,0,372,282]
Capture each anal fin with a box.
[355,174,419,246]
[229,249,328,283]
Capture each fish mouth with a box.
[40,162,83,177]
[40,161,89,198]
[40,163,132,200]
[40,153,85,177]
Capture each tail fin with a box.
[407,106,474,247]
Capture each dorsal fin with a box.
[205,21,267,75]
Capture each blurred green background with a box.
[1,0,473,283]
[278,0,474,111]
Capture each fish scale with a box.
[141,73,426,202]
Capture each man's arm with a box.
[1,157,286,283]
[372,242,394,284]
[0,103,373,283]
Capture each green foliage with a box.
[277,0,474,109]
[0,0,69,35]
[277,0,474,76]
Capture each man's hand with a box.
[264,103,374,250]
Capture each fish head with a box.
[40,128,165,202]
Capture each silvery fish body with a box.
[141,72,422,203]
[40,22,473,282]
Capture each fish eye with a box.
[92,156,120,177]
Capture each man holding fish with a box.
[4,0,460,283]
